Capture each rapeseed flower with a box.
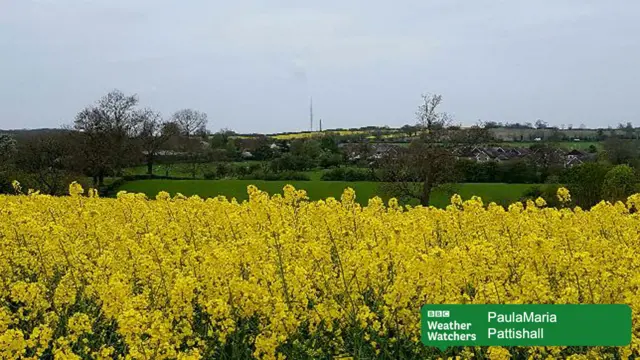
[0,185,638,358]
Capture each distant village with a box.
[337,143,596,168]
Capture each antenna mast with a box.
[309,96,314,132]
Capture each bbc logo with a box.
[427,310,450,318]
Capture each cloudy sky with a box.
[1,0,639,133]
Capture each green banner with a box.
[421,304,631,350]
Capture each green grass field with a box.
[115,180,534,208]
[124,161,265,179]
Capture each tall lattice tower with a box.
[309,96,314,132]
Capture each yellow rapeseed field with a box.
[1,182,640,359]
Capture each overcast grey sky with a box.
[1,1,639,133]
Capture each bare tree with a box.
[14,133,77,195]
[172,109,208,137]
[535,119,548,129]
[380,141,455,205]
[0,134,17,193]
[380,93,490,206]
[74,90,146,185]
[137,110,178,175]
[0,133,16,168]
[528,143,564,181]
[415,93,449,130]
[170,109,210,178]
[603,136,640,166]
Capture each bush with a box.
[499,160,538,183]
[123,174,192,181]
[321,168,378,181]
[0,172,14,194]
[203,163,236,180]
[521,183,562,208]
[521,185,543,200]
[455,159,542,183]
[270,154,316,172]
[319,152,344,168]
[454,160,498,183]
[239,171,310,181]
[563,162,612,208]
[231,163,263,177]
[216,162,234,178]
[321,168,346,181]
[101,177,127,197]
[602,164,637,202]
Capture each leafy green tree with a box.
[603,137,640,165]
[602,164,637,202]
[210,129,235,149]
[563,162,612,208]
[400,124,419,136]
[290,139,322,159]
[318,152,344,168]
[319,136,340,153]
[270,153,315,172]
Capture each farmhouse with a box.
[457,146,530,163]
[563,149,595,168]
[370,143,401,159]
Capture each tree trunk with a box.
[146,155,154,175]
[421,176,433,206]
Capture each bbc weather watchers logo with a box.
[427,310,450,318]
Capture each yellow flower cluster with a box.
[1,183,639,359]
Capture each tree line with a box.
[0,89,210,193]
[2,90,640,208]
[378,94,640,206]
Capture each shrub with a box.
[239,171,310,181]
[0,172,13,194]
[321,167,346,181]
[319,152,344,168]
[321,168,378,181]
[602,164,637,202]
[455,159,544,184]
[270,154,316,172]
[562,162,612,207]
[521,185,543,200]
[216,162,234,178]
[498,160,538,183]
[202,163,236,180]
